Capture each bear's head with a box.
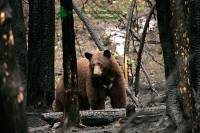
[85,50,112,77]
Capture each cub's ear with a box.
[85,52,92,60]
[103,50,111,58]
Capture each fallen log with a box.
[80,109,126,126]
[135,105,166,113]
[41,108,126,126]
[41,112,63,124]
[28,124,51,133]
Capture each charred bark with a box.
[27,0,55,107]
[166,0,193,132]
[8,0,27,77]
[0,1,27,132]
[156,0,176,78]
[60,0,80,127]
[8,0,28,105]
[189,0,200,131]
[156,0,189,131]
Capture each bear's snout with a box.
[93,65,102,76]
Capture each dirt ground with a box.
[26,0,172,133]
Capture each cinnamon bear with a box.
[53,50,126,111]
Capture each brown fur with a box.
[53,50,126,111]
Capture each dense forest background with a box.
[0,0,200,132]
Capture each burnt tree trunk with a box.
[27,0,55,107]
[166,0,193,132]
[8,0,28,104]
[156,0,176,78]
[156,0,200,131]
[60,0,80,128]
[189,0,200,131]
[0,1,27,132]
[8,0,27,77]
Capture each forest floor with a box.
[26,0,176,133]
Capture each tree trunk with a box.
[0,1,27,132]
[156,0,187,130]
[9,0,27,77]
[60,0,80,127]
[156,0,176,78]
[41,0,55,107]
[9,0,28,104]
[167,0,193,132]
[27,0,55,107]
[189,0,200,131]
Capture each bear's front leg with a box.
[90,97,106,110]
[86,77,107,110]
[109,77,127,108]
[86,87,106,110]
[90,90,106,110]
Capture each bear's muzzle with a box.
[93,65,102,76]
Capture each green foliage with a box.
[111,51,119,58]
[58,6,72,20]
[128,58,136,69]
[79,0,131,21]
[137,5,145,13]
[58,6,67,20]
[86,8,123,20]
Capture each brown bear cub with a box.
[53,50,127,111]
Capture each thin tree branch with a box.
[124,1,157,96]
[130,22,158,96]
[144,49,163,66]
[141,63,159,95]
[134,3,156,96]
[123,0,138,107]
[130,30,140,42]
[124,0,136,57]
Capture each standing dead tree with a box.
[60,0,80,129]
[27,0,55,108]
[8,0,27,78]
[0,0,27,132]
[188,0,200,131]
[156,0,176,79]
[165,0,194,132]
[9,0,28,104]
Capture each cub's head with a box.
[85,50,112,77]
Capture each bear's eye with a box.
[97,62,101,66]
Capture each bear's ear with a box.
[85,52,93,60]
[103,50,111,58]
